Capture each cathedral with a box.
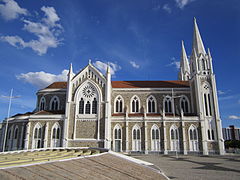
[0,19,225,155]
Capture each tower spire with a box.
[68,63,73,75]
[179,40,190,80]
[192,17,206,55]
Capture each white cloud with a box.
[16,70,69,88]
[218,95,234,101]
[0,0,28,21]
[167,57,180,69]
[218,90,226,95]
[0,6,63,55]
[228,115,240,120]
[130,61,140,69]
[93,60,121,76]
[175,0,195,9]
[163,4,172,13]
[41,6,61,28]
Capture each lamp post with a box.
[1,89,20,152]
[171,88,182,159]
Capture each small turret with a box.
[179,40,190,80]
[192,17,206,55]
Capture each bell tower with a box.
[190,18,225,155]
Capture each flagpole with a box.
[2,89,13,152]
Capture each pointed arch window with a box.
[14,127,18,139]
[92,98,97,114]
[8,129,11,139]
[211,129,215,140]
[180,96,190,114]
[189,125,199,151]
[39,97,46,111]
[147,96,156,113]
[131,96,140,113]
[208,94,212,116]
[79,98,84,114]
[50,96,60,111]
[208,129,211,140]
[85,101,91,114]
[33,124,43,149]
[151,125,160,151]
[164,97,172,113]
[115,96,123,113]
[202,59,206,70]
[132,125,141,151]
[52,123,61,147]
[170,125,179,151]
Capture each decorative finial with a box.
[89,59,91,64]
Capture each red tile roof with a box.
[111,81,189,88]
[34,110,65,115]
[44,81,67,89]
[43,80,189,89]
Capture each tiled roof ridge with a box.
[42,80,189,89]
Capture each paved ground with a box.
[131,154,240,180]
[0,153,166,180]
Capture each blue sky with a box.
[0,0,239,127]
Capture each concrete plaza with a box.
[131,154,240,180]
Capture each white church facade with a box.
[0,19,225,155]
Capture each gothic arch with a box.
[32,123,43,149]
[163,95,172,113]
[170,124,179,151]
[130,95,141,113]
[114,95,124,113]
[180,95,190,113]
[39,96,46,111]
[188,125,199,151]
[113,124,122,152]
[202,82,213,117]
[49,96,60,111]
[151,124,161,151]
[74,80,102,115]
[51,122,61,147]
[146,95,157,113]
[132,124,141,151]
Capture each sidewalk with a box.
[131,154,240,180]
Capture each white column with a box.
[19,124,24,149]
[104,65,111,149]
[163,121,168,154]
[201,119,209,155]
[44,122,49,148]
[97,102,100,140]
[63,64,74,148]
[211,76,225,155]
[182,121,187,155]
[0,124,6,151]
[125,120,129,152]
[144,120,148,154]
[24,122,31,150]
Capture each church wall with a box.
[184,122,201,151]
[100,104,106,140]
[67,103,76,139]
[127,122,144,151]
[68,141,100,148]
[146,122,163,151]
[111,90,192,116]
[37,92,66,111]
[75,121,97,139]
[3,122,27,151]
[111,122,126,151]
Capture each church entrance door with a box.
[115,140,121,152]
